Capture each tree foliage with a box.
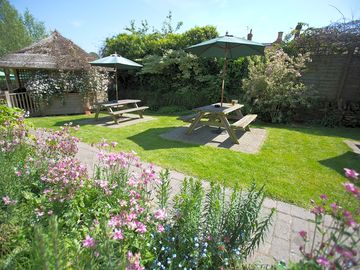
[0,0,48,57]
[242,48,314,123]
[102,16,251,109]
[284,20,360,55]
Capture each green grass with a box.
[27,113,360,208]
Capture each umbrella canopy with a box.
[186,33,265,106]
[89,53,142,100]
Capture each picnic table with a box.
[185,103,257,144]
[94,99,148,124]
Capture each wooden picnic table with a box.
[94,99,148,124]
[186,103,257,144]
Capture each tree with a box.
[22,9,48,42]
[0,0,48,57]
[0,0,30,56]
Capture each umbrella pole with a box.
[115,68,119,101]
[221,58,228,107]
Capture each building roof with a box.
[0,31,95,70]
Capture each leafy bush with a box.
[150,180,274,269]
[242,48,315,123]
[0,117,274,269]
[25,67,109,107]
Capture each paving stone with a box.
[276,201,292,214]
[291,216,308,233]
[274,219,291,240]
[277,212,291,222]
[263,198,277,209]
[270,237,290,262]
[169,170,186,181]
[248,253,275,265]
[290,204,313,220]
[258,241,272,254]
[290,234,303,256]
[289,252,302,263]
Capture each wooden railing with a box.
[8,92,39,114]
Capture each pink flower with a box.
[320,194,327,200]
[157,224,165,233]
[2,196,16,205]
[154,209,167,220]
[15,170,22,177]
[330,202,338,212]
[299,230,307,239]
[343,182,357,194]
[311,206,324,215]
[113,229,124,240]
[82,235,96,248]
[126,251,144,270]
[135,221,147,234]
[344,168,359,180]
[316,256,330,267]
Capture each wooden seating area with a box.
[95,99,148,124]
[231,114,257,131]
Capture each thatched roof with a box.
[0,31,95,70]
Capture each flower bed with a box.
[0,105,274,269]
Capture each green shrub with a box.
[242,48,315,123]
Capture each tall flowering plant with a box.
[297,168,360,269]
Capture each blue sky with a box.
[10,0,360,54]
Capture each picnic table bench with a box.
[183,103,257,144]
[95,99,148,124]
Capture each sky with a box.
[10,0,360,54]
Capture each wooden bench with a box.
[231,114,257,131]
[110,106,149,123]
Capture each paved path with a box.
[76,142,322,266]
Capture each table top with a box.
[99,99,141,107]
[194,103,244,114]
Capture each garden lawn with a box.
[27,113,360,208]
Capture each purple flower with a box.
[344,168,359,180]
[82,235,95,248]
[135,221,147,234]
[154,209,167,220]
[113,229,124,240]
[320,194,327,200]
[316,256,330,267]
[311,206,324,215]
[157,224,165,233]
[299,230,307,239]
[330,202,338,212]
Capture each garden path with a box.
[76,142,325,266]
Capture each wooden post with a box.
[4,90,11,107]
[4,68,12,91]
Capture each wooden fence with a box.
[8,92,39,114]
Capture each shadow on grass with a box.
[127,127,196,151]
[257,122,360,141]
[319,151,360,177]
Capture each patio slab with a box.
[160,125,267,154]
[75,114,155,128]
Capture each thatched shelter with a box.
[0,30,94,71]
[0,31,107,115]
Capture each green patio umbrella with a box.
[186,33,265,107]
[90,53,142,100]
